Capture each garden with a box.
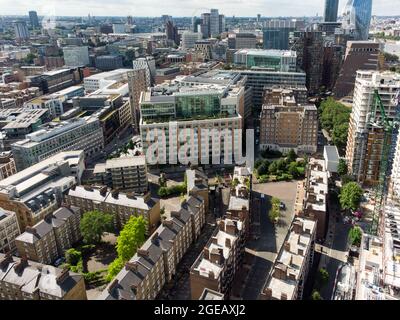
[254,149,307,183]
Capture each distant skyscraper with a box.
[165,20,179,46]
[29,11,40,29]
[13,21,29,41]
[257,14,261,23]
[263,20,296,50]
[323,0,339,22]
[127,16,133,25]
[200,13,210,38]
[342,0,373,40]
[210,9,220,37]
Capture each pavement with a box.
[236,181,298,300]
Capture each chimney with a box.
[14,256,28,273]
[56,268,70,285]
[171,211,181,219]
[162,220,173,228]
[298,248,304,256]
[225,221,237,235]
[100,186,107,197]
[225,238,231,248]
[151,232,159,244]
[203,247,210,260]
[281,293,288,300]
[218,220,225,231]
[293,220,304,235]
[208,270,215,279]
[108,279,119,293]
[111,189,119,199]
[211,236,218,245]
[264,288,272,300]
[125,261,138,272]
[84,185,93,192]
[137,249,149,258]
[284,241,291,252]
[288,273,296,281]
[0,253,13,268]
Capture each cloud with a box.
[1,0,398,17]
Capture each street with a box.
[237,181,298,299]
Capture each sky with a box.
[0,0,399,17]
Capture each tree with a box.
[316,268,329,289]
[268,162,278,175]
[269,197,281,224]
[80,211,114,244]
[349,226,363,247]
[339,182,364,211]
[288,162,299,178]
[337,159,348,176]
[65,248,82,265]
[312,290,323,300]
[106,216,147,281]
[287,149,297,163]
[332,122,349,150]
[23,53,37,64]
[116,216,147,262]
[106,257,124,282]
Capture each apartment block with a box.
[15,206,81,265]
[139,74,246,165]
[0,208,20,254]
[227,166,251,237]
[0,151,85,232]
[228,33,257,50]
[11,117,104,171]
[0,253,87,300]
[128,69,147,131]
[190,217,245,300]
[295,158,328,239]
[64,186,160,234]
[346,71,400,186]
[261,217,316,300]
[260,87,318,154]
[99,195,205,300]
[186,167,209,214]
[0,152,17,181]
[92,156,148,193]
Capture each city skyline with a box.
[1,0,398,18]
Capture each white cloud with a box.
[1,0,399,17]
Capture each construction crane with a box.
[368,89,400,235]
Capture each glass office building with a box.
[324,0,339,22]
[342,0,373,40]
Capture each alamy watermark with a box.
[143,122,254,169]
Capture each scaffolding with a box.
[368,89,400,235]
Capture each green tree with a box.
[23,53,37,64]
[65,248,82,265]
[80,211,114,244]
[269,197,281,224]
[288,162,299,178]
[286,149,297,163]
[116,216,147,262]
[339,182,364,211]
[316,268,329,289]
[332,122,349,150]
[312,290,323,300]
[349,226,363,247]
[268,162,278,175]
[337,159,348,176]
[106,257,124,282]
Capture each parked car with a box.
[280,202,286,210]
[54,257,65,267]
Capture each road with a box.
[237,181,298,299]
[316,192,351,300]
